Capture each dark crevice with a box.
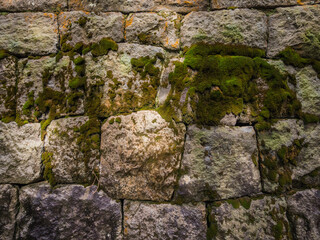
[12,184,21,240]
[120,199,125,237]
[253,126,266,193]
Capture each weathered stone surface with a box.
[176,125,261,202]
[125,12,180,50]
[17,56,83,121]
[211,0,296,9]
[0,13,58,55]
[86,43,165,117]
[295,66,320,115]
[124,201,206,240]
[69,0,209,13]
[181,9,267,49]
[258,119,320,192]
[0,56,16,122]
[268,5,320,59]
[0,0,67,12]
[100,110,186,201]
[0,184,18,240]
[44,116,100,184]
[209,196,291,240]
[0,121,42,184]
[287,189,320,240]
[58,11,124,49]
[17,183,122,240]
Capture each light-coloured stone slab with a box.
[0,0,67,11]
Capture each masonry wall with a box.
[0,1,320,240]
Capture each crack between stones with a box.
[12,185,21,240]
[253,126,266,194]
[120,199,125,237]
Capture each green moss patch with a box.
[41,152,56,187]
[91,38,118,57]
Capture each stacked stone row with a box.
[0,1,319,240]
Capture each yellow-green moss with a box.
[239,197,252,209]
[227,199,240,209]
[0,49,9,60]
[69,77,86,89]
[41,152,56,187]
[91,38,118,57]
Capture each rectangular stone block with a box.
[175,125,261,202]
[17,183,122,240]
[69,0,209,13]
[58,11,124,50]
[124,201,206,240]
[181,9,267,49]
[0,122,42,184]
[0,0,67,12]
[0,13,58,55]
[211,0,296,9]
[268,5,320,60]
[125,12,181,50]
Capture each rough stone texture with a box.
[17,56,83,121]
[0,56,16,121]
[268,5,320,59]
[211,0,296,9]
[0,13,58,55]
[69,0,209,13]
[44,116,99,184]
[100,110,186,201]
[209,196,291,240]
[125,12,180,50]
[295,66,320,115]
[58,11,124,48]
[16,182,122,240]
[258,119,320,192]
[181,9,267,49]
[176,125,261,202]
[86,43,165,117]
[287,189,320,240]
[0,121,42,184]
[0,184,18,240]
[0,0,67,12]
[124,201,206,240]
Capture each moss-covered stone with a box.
[41,152,56,187]
[91,38,118,57]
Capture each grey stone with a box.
[287,189,320,240]
[58,11,124,48]
[0,184,18,240]
[176,125,261,202]
[17,56,83,122]
[69,0,209,13]
[0,0,67,11]
[16,182,122,240]
[125,12,180,50]
[0,121,42,184]
[124,201,206,240]
[268,5,320,59]
[295,66,320,115]
[100,110,186,201]
[209,196,291,240]
[258,119,320,192]
[44,116,100,184]
[181,9,267,49]
[211,0,296,9]
[0,56,16,122]
[85,43,165,117]
[0,13,58,55]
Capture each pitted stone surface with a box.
[0,121,42,184]
[176,125,261,202]
[16,183,122,240]
[181,9,267,49]
[0,0,67,11]
[124,201,206,240]
[58,11,124,48]
[125,12,180,50]
[287,189,320,240]
[0,56,16,121]
[258,119,320,192]
[268,5,320,59]
[0,184,18,240]
[209,196,291,240]
[211,0,296,9]
[86,43,165,117]
[100,110,186,201]
[44,116,99,184]
[0,13,58,55]
[69,0,209,13]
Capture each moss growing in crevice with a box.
[41,152,56,187]
[207,205,218,240]
[0,49,9,60]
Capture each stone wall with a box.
[0,1,319,239]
